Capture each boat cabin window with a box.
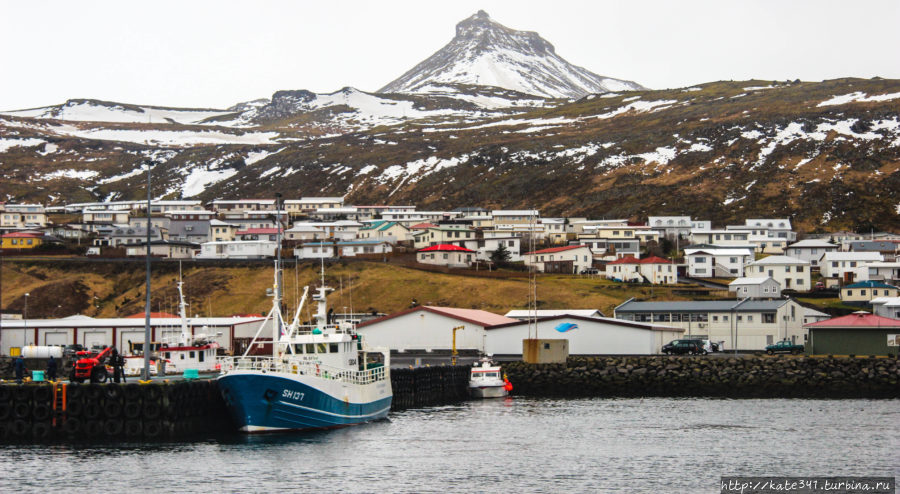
[165,352,171,359]
[198,351,204,362]
[329,343,339,353]
[189,351,195,358]
[317,343,328,353]
[305,343,315,354]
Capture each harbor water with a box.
[2,397,898,493]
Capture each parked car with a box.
[699,339,721,352]
[580,268,600,275]
[63,344,85,358]
[765,340,804,355]
[662,339,708,355]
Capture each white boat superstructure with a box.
[468,357,511,399]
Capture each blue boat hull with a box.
[218,373,392,433]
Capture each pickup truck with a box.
[765,340,804,355]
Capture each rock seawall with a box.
[504,356,900,399]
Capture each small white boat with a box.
[468,358,512,399]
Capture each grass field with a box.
[1,260,701,320]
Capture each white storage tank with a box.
[21,345,64,359]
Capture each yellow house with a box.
[1,232,47,249]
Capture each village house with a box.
[866,262,900,284]
[1,204,48,229]
[284,197,344,217]
[870,297,900,319]
[208,199,276,213]
[605,256,676,284]
[196,240,275,259]
[164,209,217,221]
[524,245,593,274]
[125,240,198,259]
[614,298,807,350]
[296,241,336,260]
[744,255,810,291]
[648,216,694,239]
[82,208,131,225]
[728,277,782,299]
[783,239,839,266]
[840,281,900,305]
[491,209,540,227]
[847,240,899,261]
[541,218,570,244]
[458,236,522,263]
[417,244,476,268]
[1,231,61,250]
[236,227,281,242]
[357,220,410,243]
[209,219,239,242]
[574,238,640,260]
[96,226,165,247]
[818,251,884,285]
[413,225,477,249]
[284,224,326,243]
[333,240,393,258]
[684,247,753,278]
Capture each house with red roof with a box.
[524,245,593,274]
[417,244,476,268]
[606,256,676,284]
[804,311,900,356]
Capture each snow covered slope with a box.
[379,11,644,99]
[2,99,234,125]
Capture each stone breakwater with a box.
[504,356,900,399]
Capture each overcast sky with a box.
[1,0,898,111]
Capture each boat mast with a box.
[177,261,190,346]
[273,193,284,357]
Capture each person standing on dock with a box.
[46,356,57,381]
[14,356,25,383]
[111,348,125,383]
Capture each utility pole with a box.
[143,160,154,381]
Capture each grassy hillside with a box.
[0,260,697,320]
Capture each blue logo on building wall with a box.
[555,323,578,333]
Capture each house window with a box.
[763,313,775,323]
[723,315,729,321]
[747,315,753,322]
[730,257,737,263]
[737,315,743,322]
[797,266,804,272]
[860,289,866,296]
[696,257,706,263]
[847,290,853,296]
[712,315,718,322]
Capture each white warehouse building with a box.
[484,316,683,356]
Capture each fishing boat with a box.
[217,210,391,433]
[468,357,512,398]
[123,272,220,376]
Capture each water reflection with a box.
[1,397,897,493]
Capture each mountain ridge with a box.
[379,10,644,98]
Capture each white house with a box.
[744,255,810,291]
[296,241,336,260]
[819,251,884,283]
[196,240,276,259]
[417,244,476,268]
[524,245,593,274]
[648,216,693,238]
[460,236,523,262]
[728,277,781,299]
[334,240,393,257]
[484,315,684,356]
[605,256,676,284]
[684,247,753,278]
[784,239,839,266]
[125,240,197,259]
[355,306,518,353]
[871,297,900,319]
[866,262,900,284]
[284,223,326,243]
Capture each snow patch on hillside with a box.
[48,124,279,146]
[38,169,100,181]
[817,91,900,107]
[0,138,45,153]
[2,101,233,125]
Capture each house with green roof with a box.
[357,220,410,243]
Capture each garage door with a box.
[81,331,107,349]
[119,330,144,353]
[44,332,68,346]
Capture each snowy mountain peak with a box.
[379,11,644,99]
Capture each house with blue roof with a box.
[840,281,900,305]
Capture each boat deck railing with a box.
[220,356,387,385]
